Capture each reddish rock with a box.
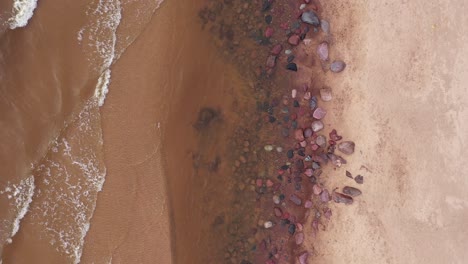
[288,34,301,45]
[304,168,313,177]
[298,251,309,264]
[312,107,327,119]
[324,207,332,219]
[271,44,283,55]
[320,189,330,202]
[295,232,304,245]
[327,153,347,167]
[266,179,274,187]
[355,175,364,184]
[338,141,355,155]
[329,129,342,141]
[304,200,313,208]
[295,129,305,141]
[256,179,263,187]
[315,135,327,148]
[265,27,274,38]
[274,207,283,217]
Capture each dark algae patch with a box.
[195,0,365,263]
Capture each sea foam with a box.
[8,0,38,29]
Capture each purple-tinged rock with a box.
[271,44,283,55]
[266,55,276,68]
[311,121,324,132]
[316,135,327,148]
[324,207,332,219]
[304,200,313,208]
[330,60,346,73]
[295,232,304,245]
[298,251,309,264]
[333,192,353,204]
[312,184,322,195]
[304,128,313,138]
[290,194,302,206]
[320,87,332,101]
[338,141,355,155]
[346,170,353,179]
[317,42,329,61]
[301,10,320,26]
[321,19,330,34]
[312,107,326,119]
[355,175,364,184]
[320,189,330,202]
[327,153,347,167]
[343,186,362,197]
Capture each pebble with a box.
[274,207,283,217]
[295,232,304,245]
[264,145,274,151]
[265,15,272,24]
[292,89,297,98]
[264,221,273,229]
[301,11,320,26]
[288,224,296,235]
[346,170,353,179]
[320,87,333,101]
[299,4,307,10]
[290,194,302,206]
[338,141,355,155]
[328,153,347,167]
[304,200,313,208]
[266,55,276,68]
[316,135,327,148]
[295,129,305,141]
[317,42,329,61]
[287,149,294,158]
[285,49,292,55]
[286,62,298,71]
[300,140,307,148]
[321,19,330,34]
[313,184,322,195]
[312,107,327,119]
[298,251,309,264]
[273,195,281,204]
[287,55,295,63]
[333,192,353,204]
[304,128,313,138]
[271,44,283,55]
[276,146,283,152]
[311,121,324,132]
[304,168,313,177]
[303,91,311,100]
[320,189,330,202]
[355,175,364,184]
[343,186,362,197]
[288,35,301,45]
[330,60,346,73]
[265,27,274,38]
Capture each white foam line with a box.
[8,0,38,29]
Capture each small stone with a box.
[271,44,283,55]
[286,63,298,71]
[276,146,283,152]
[287,55,295,63]
[288,224,296,235]
[324,207,332,219]
[265,27,274,38]
[355,175,364,184]
[309,98,317,109]
[317,42,329,61]
[303,91,311,100]
[320,88,332,101]
[304,200,313,208]
[300,140,307,147]
[304,168,313,177]
[343,186,362,197]
[256,179,263,187]
[266,179,274,187]
[327,153,347,167]
[330,60,346,73]
[346,170,353,179]
[311,121,324,132]
[266,55,276,68]
[290,194,302,206]
[273,195,281,204]
[288,34,301,45]
[312,184,322,195]
[287,149,294,159]
[295,129,305,141]
[265,15,273,24]
[299,4,306,10]
[312,107,326,119]
[240,155,247,163]
[316,135,327,148]
[298,251,309,264]
[304,128,313,138]
[320,189,330,202]
[338,141,355,155]
[292,89,297,98]
[295,232,304,245]
[264,145,274,151]
[301,11,320,26]
[285,49,292,55]
[264,221,273,229]
[333,192,353,204]
[321,19,330,34]
[274,207,283,217]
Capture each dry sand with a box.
[79,0,467,263]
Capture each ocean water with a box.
[0,0,164,262]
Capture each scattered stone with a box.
[287,149,294,158]
[273,195,281,204]
[304,128,313,138]
[286,62,298,71]
[292,89,297,98]
[320,87,332,101]
[274,207,283,217]
[298,251,309,264]
[355,175,364,184]
[295,129,305,141]
[304,200,313,208]
[312,184,322,195]
[266,55,276,68]
[264,221,273,229]
[265,27,274,38]
[288,224,296,235]
[320,189,330,202]
[317,42,329,61]
[321,19,330,34]
[276,146,283,152]
[295,232,304,245]
[343,186,362,197]
[330,60,346,73]
[329,129,342,141]
[333,192,353,204]
[311,121,324,132]
[324,207,332,219]
[346,170,353,179]
[312,107,327,119]
[338,141,355,155]
[264,145,274,151]
[328,153,347,167]
[301,11,320,26]
[285,49,292,55]
[287,55,295,63]
[316,135,327,148]
[290,194,302,206]
[288,34,301,45]
[271,44,283,55]
[265,15,272,24]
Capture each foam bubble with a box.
[95,69,111,107]
[8,0,38,29]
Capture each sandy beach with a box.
[1,0,467,263]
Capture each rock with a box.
[346,170,353,179]
[338,141,355,155]
[295,129,305,141]
[285,49,292,55]
[312,184,322,195]
[327,153,347,167]
[301,11,320,26]
[324,207,332,219]
[333,192,353,204]
[343,186,362,197]
[316,135,327,148]
[288,224,296,235]
[298,251,309,264]
[304,128,313,138]
[317,42,329,61]
[304,200,313,208]
[266,55,276,68]
[264,145,274,151]
[287,55,295,63]
[290,194,302,206]
[271,44,283,55]
[295,232,304,245]
[287,149,294,158]
[355,175,364,184]
[273,195,281,204]
[330,60,346,73]
[312,107,327,119]
[329,129,342,141]
[288,34,301,45]
[274,207,283,217]
[320,189,330,202]
[292,89,297,98]
[265,27,274,38]
[311,121,324,132]
[264,221,273,228]
[321,19,330,34]
[286,62,298,71]
[320,87,332,101]
[276,146,283,152]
